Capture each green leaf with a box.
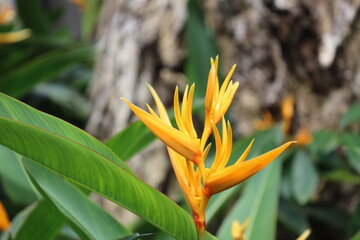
[308,130,339,155]
[217,160,282,240]
[323,169,360,185]
[347,198,360,238]
[339,133,360,173]
[0,145,37,205]
[343,146,360,174]
[0,47,37,73]
[16,0,49,34]
[106,121,156,161]
[82,0,102,40]
[186,0,217,99]
[3,200,65,240]
[0,117,216,240]
[305,204,349,231]
[206,186,241,225]
[340,103,360,128]
[280,164,293,200]
[291,151,319,205]
[0,44,93,97]
[0,92,128,171]
[340,132,360,147]
[351,231,360,240]
[121,233,154,240]
[33,83,91,121]
[24,159,131,240]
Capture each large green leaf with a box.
[291,151,319,205]
[216,159,282,240]
[0,145,37,205]
[0,93,128,170]
[0,118,216,240]
[1,200,65,240]
[0,45,92,97]
[24,159,131,240]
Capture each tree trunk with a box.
[86,0,188,224]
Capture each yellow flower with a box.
[0,29,31,44]
[256,96,312,146]
[121,57,294,239]
[0,5,30,44]
[232,219,249,240]
[0,5,15,25]
[281,96,295,134]
[296,229,311,240]
[0,201,10,231]
[293,126,312,145]
[255,111,275,130]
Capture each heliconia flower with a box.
[231,219,249,240]
[0,201,10,231]
[121,57,294,239]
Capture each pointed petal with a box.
[214,55,219,72]
[167,148,197,209]
[218,120,233,170]
[174,87,187,133]
[121,98,202,162]
[209,121,222,171]
[214,81,239,124]
[147,84,171,125]
[204,65,216,111]
[205,141,295,195]
[219,64,236,97]
[184,84,197,138]
[235,139,255,164]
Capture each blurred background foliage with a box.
[0,0,359,240]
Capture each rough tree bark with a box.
[201,0,360,135]
[87,0,360,226]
